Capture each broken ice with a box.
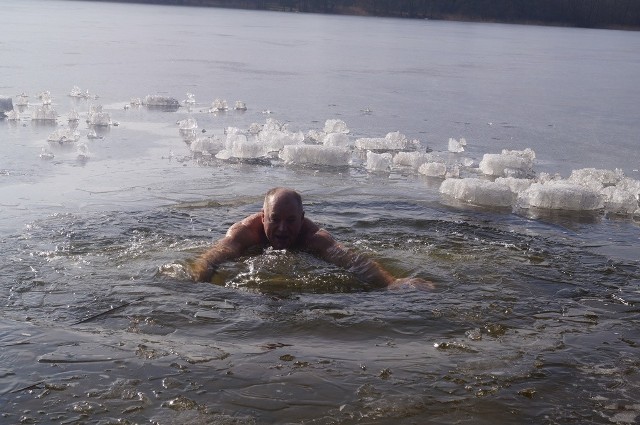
[280,145,351,167]
[355,131,419,151]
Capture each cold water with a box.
[1,1,639,424]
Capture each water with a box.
[1,1,640,423]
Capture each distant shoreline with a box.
[70,0,640,31]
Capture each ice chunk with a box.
[615,176,640,195]
[355,131,419,151]
[209,98,228,112]
[68,109,80,122]
[86,105,111,126]
[5,109,19,121]
[14,93,28,107]
[322,132,351,147]
[280,145,350,167]
[418,162,447,178]
[495,177,534,194]
[448,137,467,153]
[191,136,225,155]
[503,148,535,161]
[365,151,392,172]
[33,105,57,121]
[184,92,196,105]
[234,100,247,111]
[232,140,268,159]
[130,97,143,107]
[257,129,304,152]
[306,129,326,142]
[393,151,434,170]
[39,147,54,160]
[145,95,180,108]
[38,91,52,105]
[599,177,640,216]
[323,119,349,134]
[221,133,267,159]
[601,186,639,216]
[177,118,198,130]
[69,86,94,99]
[517,181,602,211]
[568,168,624,190]
[479,148,535,177]
[248,122,263,135]
[87,128,103,140]
[47,128,80,144]
[440,178,514,207]
[262,118,287,132]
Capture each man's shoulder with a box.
[301,219,335,250]
[228,213,266,244]
[238,212,263,227]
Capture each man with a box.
[192,187,432,290]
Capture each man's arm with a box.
[305,227,410,288]
[303,220,434,290]
[192,213,264,282]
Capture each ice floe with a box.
[440,178,515,208]
[355,131,420,152]
[280,145,351,167]
[365,151,393,172]
[209,99,228,113]
[86,105,111,126]
[448,137,467,153]
[478,148,535,178]
[47,128,80,145]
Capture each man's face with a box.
[262,194,304,250]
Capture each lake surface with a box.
[1,1,640,424]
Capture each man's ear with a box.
[301,210,305,220]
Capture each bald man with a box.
[192,187,431,289]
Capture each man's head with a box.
[261,187,304,250]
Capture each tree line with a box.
[82,0,640,29]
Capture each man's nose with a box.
[277,221,286,231]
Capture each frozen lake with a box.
[1,1,639,424]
